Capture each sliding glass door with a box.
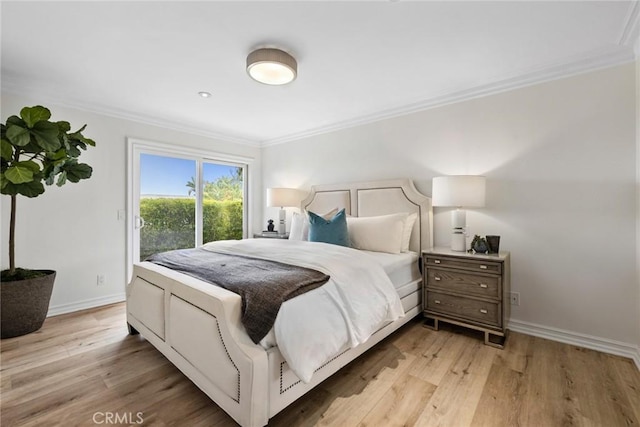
[127,140,248,279]
[201,162,245,243]
[139,153,197,260]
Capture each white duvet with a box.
[201,239,404,383]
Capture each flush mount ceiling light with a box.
[246,48,297,85]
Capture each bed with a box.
[126,179,432,427]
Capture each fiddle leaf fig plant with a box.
[1,106,95,279]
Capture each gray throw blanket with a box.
[146,248,330,344]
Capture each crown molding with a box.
[0,83,261,148]
[619,0,640,47]
[261,48,635,147]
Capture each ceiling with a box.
[1,1,638,147]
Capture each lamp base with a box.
[451,232,466,252]
[278,208,286,235]
[452,208,466,229]
[450,209,467,251]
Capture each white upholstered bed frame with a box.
[126,179,432,427]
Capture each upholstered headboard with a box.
[301,179,433,253]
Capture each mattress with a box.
[260,249,421,349]
[360,250,420,291]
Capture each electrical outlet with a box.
[117,210,125,221]
[509,292,520,306]
[97,274,106,286]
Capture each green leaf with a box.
[16,160,40,172]
[1,139,13,160]
[21,180,45,197]
[69,127,95,148]
[4,164,34,184]
[5,115,26,128]
[56,170,67,187]
[2,180,45,197]
[43,161,59,186]
[6,125,30,146]
[70,146,81,157]
[47,148,67,161]
[20,106,51,128]
[1,177,17,195]
[31,121,60,151]
[65,162,92,183]
[56,121,71,133]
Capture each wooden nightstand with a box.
[422,247,510,348]
[253,233,289,239]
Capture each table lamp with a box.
[432,176,486,251]
[266,188,303,235]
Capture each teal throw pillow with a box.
[308,208,350,247]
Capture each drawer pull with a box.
[479,283,488,288]
[479,265,488,270]
[434,259,441,264]
[479,309,488,314]
[434,300,441,304]
[434,276,441,281]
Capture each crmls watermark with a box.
[92,412,144,424]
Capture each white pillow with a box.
[288,212,305,241]
[288,208,339,241]
[401,212,418,252]
[346,213,409,254]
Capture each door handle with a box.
[135,215,146,230]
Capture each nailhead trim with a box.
[279,348,350,394]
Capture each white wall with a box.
[635,38,640,357]
[262,63,638,349]
[1,92,262,314]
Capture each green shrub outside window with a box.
[140,198,243,260]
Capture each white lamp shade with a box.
[266,188,303,208]
[432,176,486,208]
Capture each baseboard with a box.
[47,292,126,317]
[509,319,640,371]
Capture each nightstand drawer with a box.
[425,256,502,275]
[426,291,501,327]
[427,269,500,298]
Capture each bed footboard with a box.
[126,262,269,427]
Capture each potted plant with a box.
[1,106,95,338]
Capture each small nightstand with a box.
[422,247,510,348]
[253,233,289,239]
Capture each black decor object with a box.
[267,219,275,232]
[486,235,501,254]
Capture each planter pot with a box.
[1,270,55,339]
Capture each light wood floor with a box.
[1,303,639,427]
